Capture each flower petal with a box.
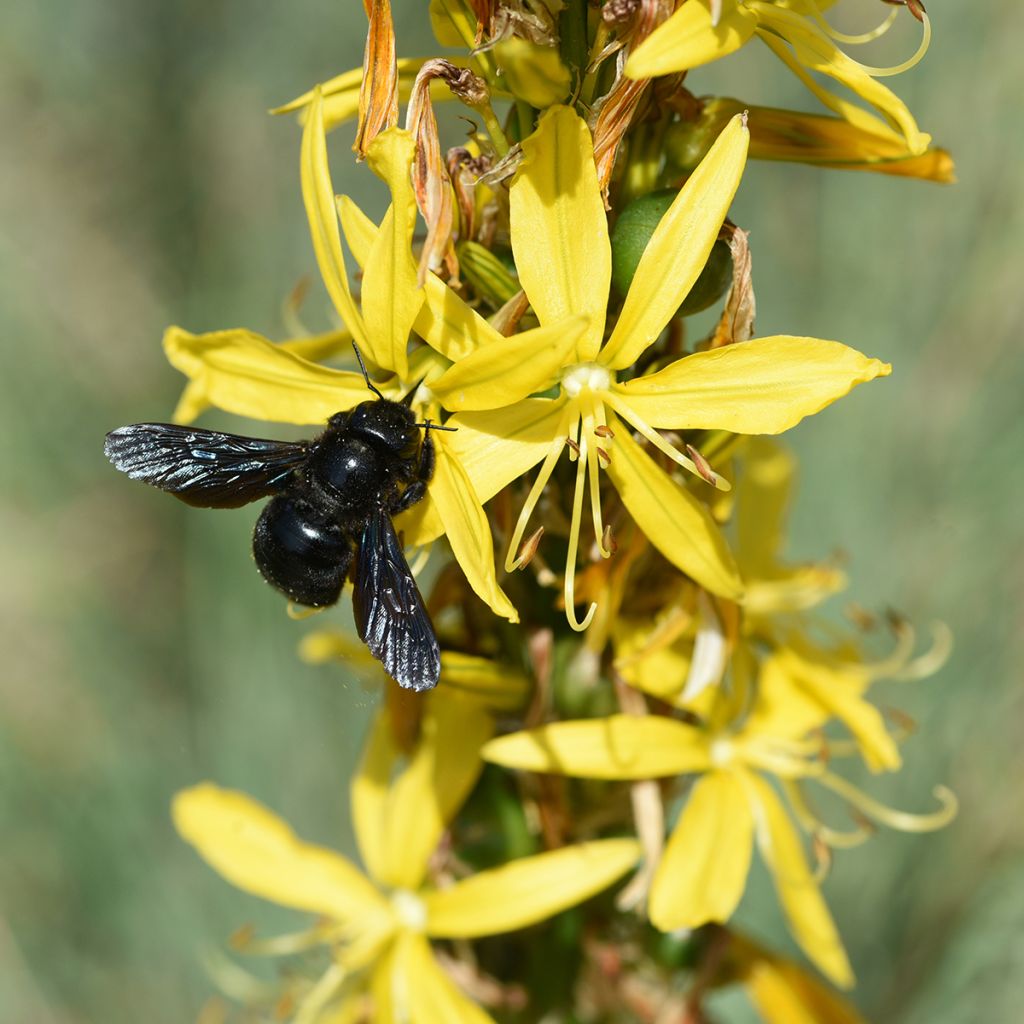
[338,193,502,362]
[361,128,424,379]
[378,694,494,890]
[482,715,711,779]
[424,839,640,938]
[430,315,590,412]
[439,651,531,712]
[743,949,867,1024]
[445,398,566,505]
[510,106,610,359]
[350,705,400,885]
[431,438,519,622]
[649,771,754,930]
[743,771,855,988]
[601,114,749,370]
[603,421,743,601]
[493,38,571,107]
[301,88,368,350]
[164,326,367,426]
[615,336,890,433]
[401,933,497,1024]
[625,0,758,79]
[172,783,386,923]
[753,5,930,155]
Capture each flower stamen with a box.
[565,422,598,632]
[505,405,574,573]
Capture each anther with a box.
[596,447,611,466]
[594,424,615,439]
[565,437,581,456]
[685,444,718,486]
[516,526,545,569]
[602,525,617,555]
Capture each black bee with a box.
[104,347,449,691]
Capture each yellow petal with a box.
[431,438,519,622]
[482,715,711,779]
[401,933,497,1024]
[603,422,743,601]
[649,771,754,930]
[626,0,758,78]
[424,839,640,937]
[493,38,571,108]
[510,106,610,359]
[439,651,531,712]
[338,193,502,362]
[301,88,367,350]
[769,647,899,773]
[737,437,795,576]
[350,705,400,885]
[172,783,386,923]
[615,336,890,433]
[752,5,930,155]
[601,114,748,370]
[378,694,494,890]
[430,315,590,412]
[744,952,867,1024]
[360,128,423,380]
[743,771,855,988]
[274,58,462,129]
[445,398,566,505]
[164,326,368,426]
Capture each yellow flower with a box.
[483,700,956,987]
[167,87,585,623]
[411,105,889,629]
[625,0,933,156]
[174,694,640,1023]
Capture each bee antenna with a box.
[351,342,385,401]
[418,421,458,433]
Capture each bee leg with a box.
[416,425,436,483]
[389,425,436,514]
[390,478,426,514]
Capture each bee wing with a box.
[353,509,440,691]
[104,423,310,508]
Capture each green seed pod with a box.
[611,189,733,316]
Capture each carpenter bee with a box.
[104,346,450,691]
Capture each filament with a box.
[816,773,958,832]
[505,402,574,572]
[753,1,931,79]
[782,779,874,850]
[584,396,611,558]
[602,391,732,492]
[806,3,899,46]
[893,621,953,681]
[294,963,348,1024]
[564,416,598,632]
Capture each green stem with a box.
[475,97,510,157]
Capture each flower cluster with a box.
[165,2,955,1020]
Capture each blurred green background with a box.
[1,2,1020,1021]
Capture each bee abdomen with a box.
[252,495,353,607]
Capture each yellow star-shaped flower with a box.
[175,693,640,1023]
[411,105,888,628]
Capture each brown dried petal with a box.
[353,0,398,159]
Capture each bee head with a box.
[348,399,420,459]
